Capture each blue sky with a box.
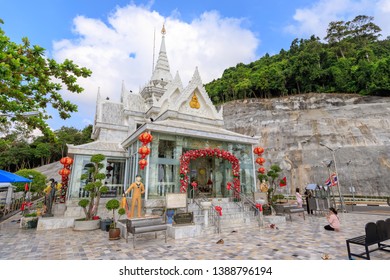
[2,0,390,131]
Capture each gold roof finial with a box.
[161,23,166,35]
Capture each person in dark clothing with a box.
[304,189,314,214]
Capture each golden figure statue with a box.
[189,92,200,109]
[124,175,145,218]
[260,180,269,193]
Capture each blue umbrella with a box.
[0,170,32,183]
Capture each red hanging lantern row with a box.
[58,168,71,176]
[138,132,153,146]
[58,156,73,204]
[60,156,74,166]
[139,159,148,170]
[255,157,266,165]
[138,145,151,159]
[258,167,266,174]
[253,146,264,156]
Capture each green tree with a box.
[0,19,92,138]
[78,154,108,220]
[266,164,282,205]
[14,169,47,193]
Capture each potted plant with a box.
[74,154,108,231]
[20,212,38,229]
[105,198,124,240]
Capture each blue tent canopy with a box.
[0,170,32,183]
[305,184,318,190]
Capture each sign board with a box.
[349,187,355,193]
[100,190,117,198]
[173,212,193,225]
[166,193,187,209]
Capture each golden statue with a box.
[124,175,145,218]
[189,92,200,109]
[260,180,269,193]
[161,24,166,35]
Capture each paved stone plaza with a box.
[1,211,389,260]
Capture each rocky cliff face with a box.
[223,93,390,196]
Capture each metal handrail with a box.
[232,188,263,227]
[193,191,221,233]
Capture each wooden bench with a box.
[285,207,305,221]
[346,218,390,260]
[126,216,168,249]
[273,204,305,221]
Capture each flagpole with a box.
[320,143,345,212]
[331,151,346,212]
[327,166,337,208]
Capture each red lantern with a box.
[253,147,264,155]
[138,145,151,159]
[138,132,153,145]
[58,168,71,176]
[258,167,266,174]
[256,157,266,165]
[139,159,148,170]
[60,156,74,166]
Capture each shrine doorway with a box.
[179,148,241,198]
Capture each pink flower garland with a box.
[179,148,240,193]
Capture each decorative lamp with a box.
[256,157,266,165]
[139,159,148,170]
[58,168,71,176]
[253,147,264,155]
[138,132,153,145]
[60,156,74,166]
[138,146,151,159]
[258,167,266,174]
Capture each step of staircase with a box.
[187,200,259,234]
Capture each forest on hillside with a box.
[205,15,390,103]
[0,125,93,172]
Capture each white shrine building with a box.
[66,27,259,213]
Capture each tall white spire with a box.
[150,24,173,83]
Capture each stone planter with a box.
[73,219,100,231]
[20,217,38,229]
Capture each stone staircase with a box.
[188,197,259,234]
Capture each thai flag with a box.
[325,178,331,187]
[331,173,338,186]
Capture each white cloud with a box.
[285,0,390,40]
[52,4,258,125]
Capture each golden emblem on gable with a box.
[189,92,200,109]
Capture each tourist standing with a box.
[295,187,303,208]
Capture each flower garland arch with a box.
[179,148,240,194]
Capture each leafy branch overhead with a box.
[0,19,92,137]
